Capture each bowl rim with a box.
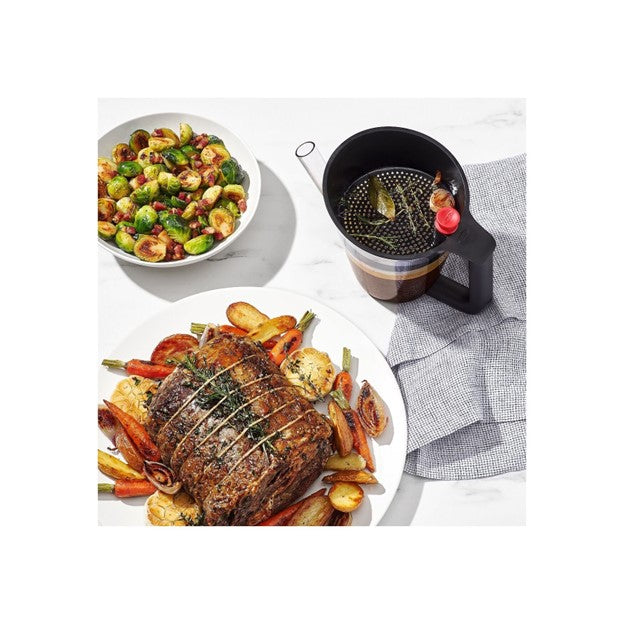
[98,112,261,269]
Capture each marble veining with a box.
[99,98,526,526]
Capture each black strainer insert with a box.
[339,167,444,256]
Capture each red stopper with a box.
[435,206,461,235]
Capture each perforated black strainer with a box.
[340,167,443,256]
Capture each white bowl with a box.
[98,112,261,268]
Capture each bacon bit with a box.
[238,199,247,213]
[189,220,200,229]
[202,227,215,235]
[170,208,182,216]
[151,224,164,235]
[125,226,136,235]
[206,173,216,186]
[215,231,224,241]
[136,174,147,184]
[153,129,164,137]
[178,192,188,200]
[195,208,205,216]
[197,199,210,209]
[153,201,167,211]
[112,212,123,224]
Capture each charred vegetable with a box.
[98,157,117,182]
[143,460,181,495]
[116,160,143,178]
[160,213,191,244]
[184,234,214,255]
[98,198,116,221]
[356,380,388,437]
[129,129,150,153]
[112,143,136,163]
[115,230,135,253]
[134,205,158,233]
[107,175,131,200]
[208,207,235,237]
[134,235,166,262]
[98,221,116,240]
[179,122,193,146]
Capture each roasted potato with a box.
[357,380,388,437]
[281,347,335,401]
[247,315,297,343]
[146,490,202,526]
[97,449,144,481]
[324,452,367,471]
[322,470,378,485]
[328,482,364,512]
[287,494,334,526]
[109,375,157,425]
[226,302,269,331]
[327,400,354,457]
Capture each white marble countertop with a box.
[99,98,526,525]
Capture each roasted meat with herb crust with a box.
[146,332,333,525]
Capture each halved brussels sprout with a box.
[98,157,118,182]
[222,184,246,202]
[115,230,135,253]
[107,175,131,200]
[207,135,224,145]
[129,177,142,191]
[148,136,176,152]
[134,235,167,262]
[130,180,159,206]
[190,189,203,201]
[181,201,198,220]
[157,171,182,195]
[178,170,201,192]
[220,159,242,185]
[162,148,189,167]
[98,198,117,221]
[184,234,214,255]
[112,143,137,163]
[208,207,235,238]
[143,164,166,181]
[154,128,180,147]
[160,213,191,244]
[116,197,137,218]
[129,129,150,153]
[98,221,117,240]
[117,161,143,178]
[134,205,158,234]
[179,123,193,146]
[98,178,108,198]
[198,164,218,187]
[181,144,199,158]
[210,144,231,165]
[215,198,240,218]
[200,146,218,166]
[137,147,162,168]
[201,185,222,207]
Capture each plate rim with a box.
[98,286,407,525]
[98,112,262,269]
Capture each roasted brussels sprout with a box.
[157,171,182,195]
[184,234,214,255]
[134,205,158,234]
[162,148,189,168]
[116,197,137,218]
[179,123,193,146]
[190,188,203,201]
[134,235,167,262]
[200,146,218,166]
[220,159,244,185]
[181,144,199,158]
[215,197,240,218]
[117,160,143,178]
[210,144,231,165]
[112,143,137,163]
[115,230,135,253]
[137,147,162,168]
[154,128,180,146]
[98,177,108,198]
[143,164,166,181]
[177,169,201,192]
[129,129,150,153]
[160,213,191,244]
[208,207,235,237]
[201,185,222,207]
[98,157,118,182]
[148,136,176,152]
[130,180,160,206]
[98,221,117,240]
[198,164,218,187]
[181,201,198,220]
[207,135,224,145]
[129,176,142,191]
[222,184,246,203]
[98,198,117,221]
[107,175,131,200]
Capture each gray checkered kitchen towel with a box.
[387,154,526,479]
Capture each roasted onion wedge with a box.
[327,400,354,457]
[322,470,378,485]
[356,381,388,438]
[287,494,334,526]
[143,460,182,495]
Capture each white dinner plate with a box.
[98,287,407,525]
[98,113,261,268]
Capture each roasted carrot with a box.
[331,389,375,472]
[98,405,145,471]
[218,325,248,336]
[258,488,326,526]
[269,329,303,366]
[151,333,199,365]
[98,480,156,498]
[101,358,176,379]
[103,400,161,462]
[263,338,278,350]
[332,347,353,400]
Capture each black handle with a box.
[427,213,496,314]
